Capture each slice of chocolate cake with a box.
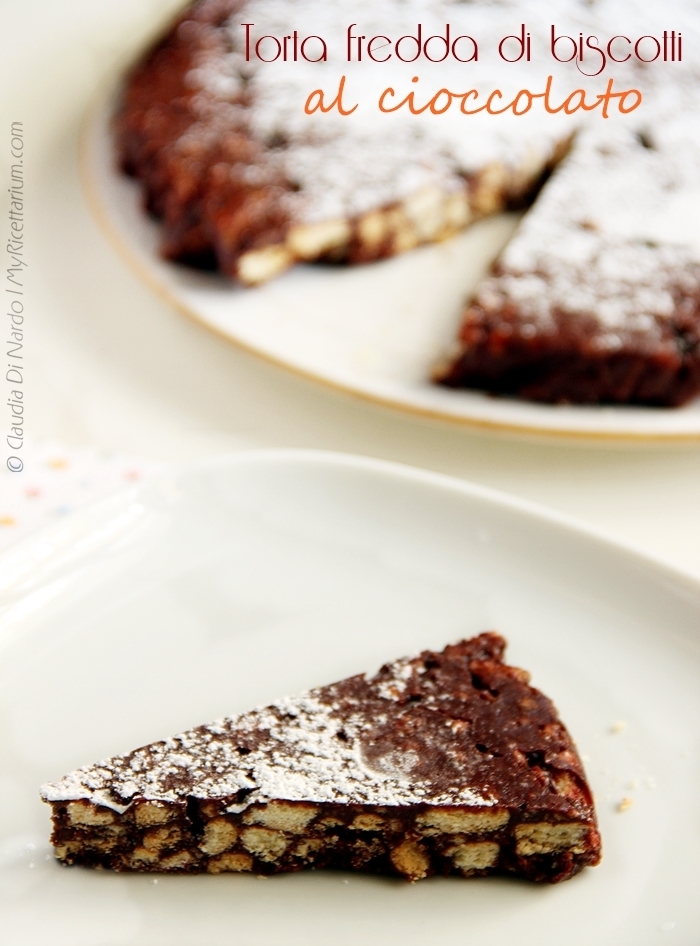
[41,633,601,883]
[434,126,700,406]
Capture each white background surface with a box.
[1,0,700,575]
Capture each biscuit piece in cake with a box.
[41,633,601,883]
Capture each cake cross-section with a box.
[40,633,601,882]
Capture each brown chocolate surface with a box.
[116,0,293,273]
[42,634,601,883]
[436,290,700,407]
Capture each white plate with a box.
[1,450,699,945]
[82,93,700,442]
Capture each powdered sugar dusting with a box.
[42,634,599,834]
[472,117,700,344]
[41,667,491,813]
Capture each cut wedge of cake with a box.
[434,124,700,406]
[41,633,601,882]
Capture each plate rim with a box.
[2,449,699,603]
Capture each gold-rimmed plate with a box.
[82,92,700,442]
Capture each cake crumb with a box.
[617,797,634,813]
[610,721,627,734]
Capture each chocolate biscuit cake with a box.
[116,0,700,407]
[435,123,700,405]
[41,634,601,882]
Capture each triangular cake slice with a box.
[435,124,700,406]
[41,633,601,883]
